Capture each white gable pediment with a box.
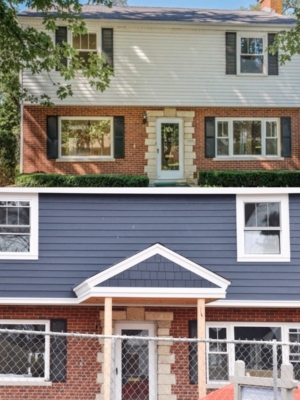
[73,243,231,303]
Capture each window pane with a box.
[245,203,256,227]
[19,207,30,226]
[7,207,18,225]
[217,139,229,156]
[256,203,268,227]
[0,235,30,252]
[0,324,45,377]
[209,328,227,352]
[89,33,97,50]
[244,230,280,254]
[248,38,263,54]
[233,121,261,155]
[208,354,229,381]
[234,327,281,377]
[241,38,249,54]
[73,34,80,49]
[266,122,277,138]
[61,119,112,157]
[81,34,88,49]
[268,203,280,227]
[266,139,278,156]
[241,56,264,73]
[0,208,6,225]
[217,122,228,137]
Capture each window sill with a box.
[56,158,115,163]
[214,156,284,161]
[0,254,38,260]
[0,380,52,386]
[237,73,267,77]
[206,382,229,389]
[238,255,290,263]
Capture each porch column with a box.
[197,299,206,399]
[104,297,112,400]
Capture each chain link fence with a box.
[0,328,299,400]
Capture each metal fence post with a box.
[110,337,115,400]
[273,339,278,400]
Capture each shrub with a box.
[0,130,17,186]
[16,173,149,187]
[198,170,300,187]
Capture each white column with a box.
[197,299,206,399]
[104,297,112,400]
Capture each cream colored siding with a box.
[21,21,300,107]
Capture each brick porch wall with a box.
[23,106,300,176]
[0,305,299,399]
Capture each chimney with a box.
[259,0,282,13]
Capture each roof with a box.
[19,5,296,26]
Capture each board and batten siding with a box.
[0,193,299,301]
[21,22,300,107]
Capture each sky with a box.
[127,0,256,9]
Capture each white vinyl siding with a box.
[21,21,300,107]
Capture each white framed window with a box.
[59,117,114,159]
[206,322,300,386]
[0,194,38,260]
[237,33,267,75]
[236,194,290,262]
[72,32,98,65]
[216,118,280,158]
[0,320,50,384]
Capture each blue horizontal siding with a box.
[0,193,298,301]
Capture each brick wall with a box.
[0,305,299,399]
[23,106,300,176]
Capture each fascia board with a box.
[77,287,227,303]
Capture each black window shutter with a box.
[50,319,67,382]
[189,321,198,384]
[55,27,68,69]
[268,34,279,75]
[102,28,114,68]
[226,32,237,75]
[46,116,59,159]
[281,117,292,158]
[114,116,125,158]
[205,117,216,158]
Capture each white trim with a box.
[156,118,184,180]
[73,243,230,301]
[0,319,50,383]
[58,116,114,160]
[0,194,39,260]
[237,32,268,76]
[236,194,290,262]
[115,322,156,400]
[2,188,300,195]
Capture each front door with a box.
[156,118,184,180]
[115,322,156,400]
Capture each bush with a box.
[16,173,149,187]
[0,130,17,186]
[198,170,300,187]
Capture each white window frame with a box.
[236,194,290,262]
[237,32,268,76]
[215,118,280,159]
[58,116,114,161]
[206,322,299,387]
[0,194,38,260]
[0,319,50,385]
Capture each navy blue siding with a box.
[0,193,299,301]
[97,254,218,288]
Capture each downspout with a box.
[19,70,24,174]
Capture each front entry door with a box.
[156,118,184,180]
[115,322,156,400]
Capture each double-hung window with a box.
[236,194,290,262]
[238,33,267,75]
[0,194,38,260]
[59,117,113,159]
[73,33,97,65]
[0,320,50,383]
[216,118,279,158]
